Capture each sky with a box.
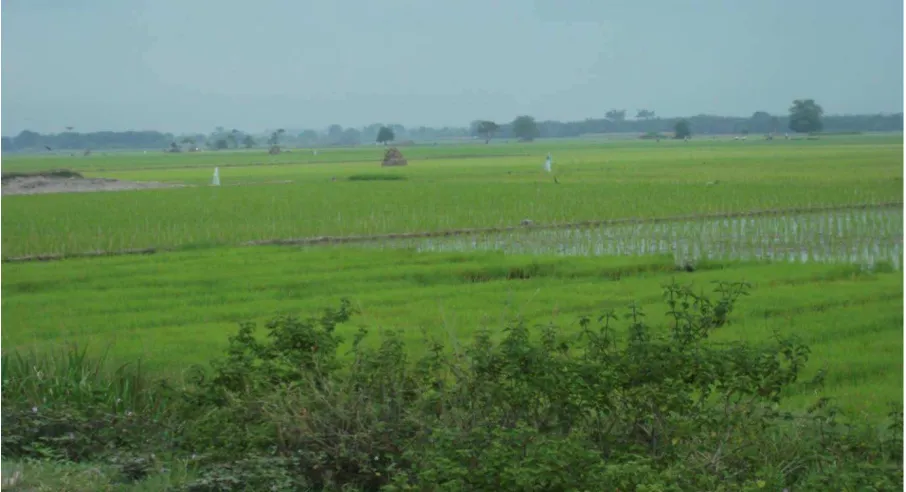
[1,0,903,135]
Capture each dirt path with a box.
[1,175,185,196]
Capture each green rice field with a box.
[2,136,901,258]
[2,134,903,421]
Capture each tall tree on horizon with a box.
[788,99,824,134]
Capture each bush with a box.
[2,281,902,491]
[348,174,407,181]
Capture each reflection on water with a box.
[358,208,904,270]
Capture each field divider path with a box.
[246,201,904,245]
[4,201,902,264]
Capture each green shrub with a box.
[1,169,83,181]
[347,174,407,181]
[2,281,902,491]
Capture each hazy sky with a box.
[2,0,903,135]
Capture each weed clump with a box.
[2,281,902,490]
[347,174,407,182]
[1,169,83,182]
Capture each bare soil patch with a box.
[1,170,185,196]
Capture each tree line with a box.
[3,101,901,152]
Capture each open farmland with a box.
[2,135,903,413]
[1,136,902,258]
[4,0,904,486]
[361,204,903,269]
[1,135,903,489]
[2,246,904,420]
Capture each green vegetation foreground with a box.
[3,281,902,491]
[3,249,902,419]
[2,135,902,489]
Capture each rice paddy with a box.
[1,134,903,421]
[362,205,904,269]
[2,136,902,258]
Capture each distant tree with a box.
[242,135,256,148]
[340,128,362,146]
[376,126,395,145]
[214,139,229,150]
[227,129,242,148]
[169,142,181,153]
[298,130,319,146]
[511,115,540,141]
[749,111,776,134]
[788,99,824,134]
[267,129,286,146]
[1,136,13,151]
[14,130,41,149]
[750,111,767,128]
[5,108,903,154]
[179,137,195,151]
[327,125,344,144]
[363,123,383,142]
[208,127,228,150]
[674,119,692,139]
[475,120,500,143]
[605,109,627,122]
[636,109,655,120]
[265,129,285,154]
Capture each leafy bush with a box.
[2,281,902,491]
[348,174,407,181]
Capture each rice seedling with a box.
[357,206,904,270]
[2,137,900,257]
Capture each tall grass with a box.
[1,344,172,416]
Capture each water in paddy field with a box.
[361,207,904,270]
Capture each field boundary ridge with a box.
[4,201,901,264]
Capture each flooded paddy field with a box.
[358,205,904,270]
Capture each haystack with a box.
[381,147,408,167]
